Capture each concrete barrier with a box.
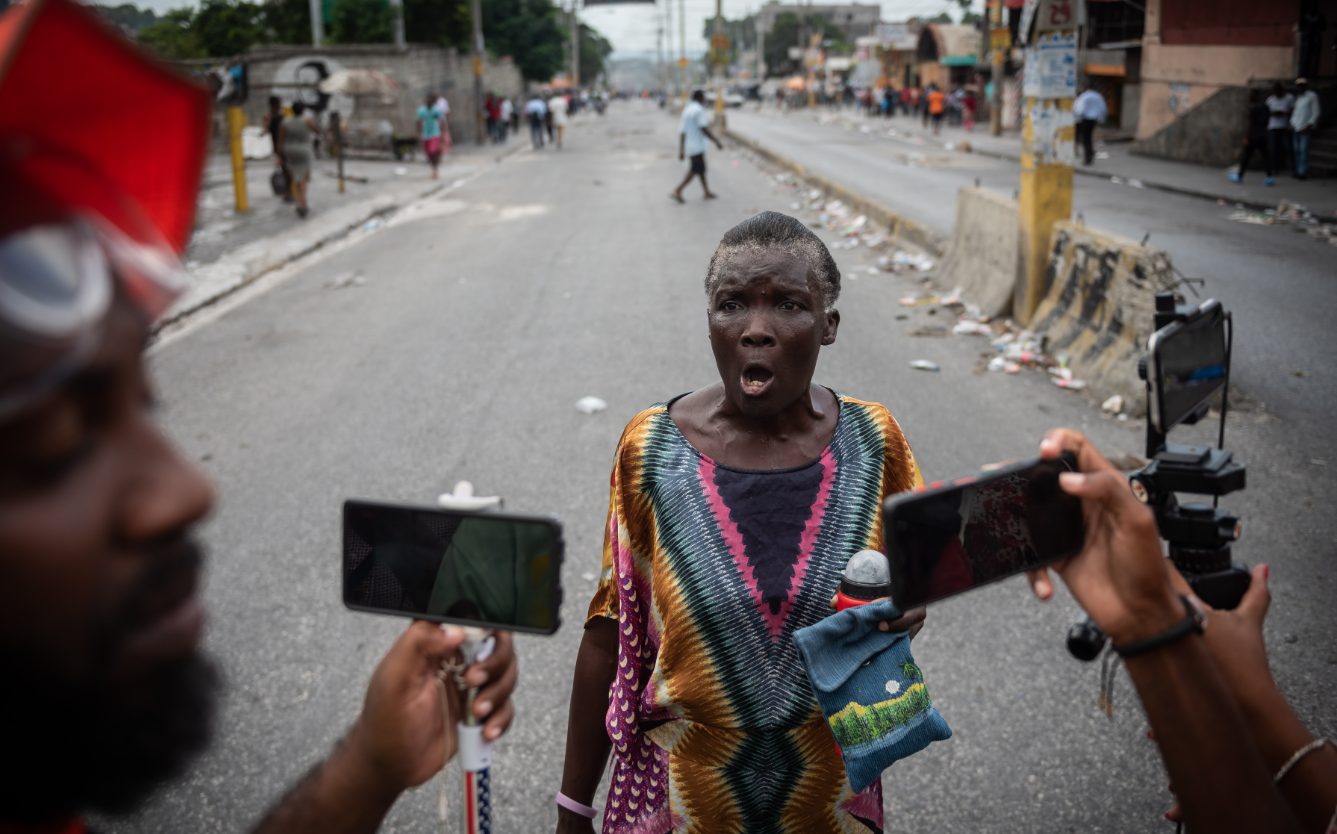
[937,187,1019,318]
[1030,221,1177,410]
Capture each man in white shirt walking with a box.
[1073,86,1108,166]
[525,94,547,150]
[670,90,725,203]
[1290,77,1321,180]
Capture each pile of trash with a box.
[898,287,1128,412]
[1227,199,1337,245]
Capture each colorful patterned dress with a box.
[586,394,923,834]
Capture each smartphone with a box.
[1148,298,1228,436]
[342,499,564,635]
[882,454,1084,609]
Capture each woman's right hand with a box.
[1026,429,1184,646]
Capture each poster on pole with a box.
[1022,30,1076,98]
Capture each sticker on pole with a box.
[1023,31,1077,99]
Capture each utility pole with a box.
[711,0,725,126]
[988,0,1007,135]
[570,0,580,87]
[389,0,405,49]
[470,0,484,145]
[679,0,687,104]
[308,0,323,46]
[756,11,764,81]
[1016,0,1077,323]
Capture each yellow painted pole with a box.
[227,105,248,214]
[1015,29,1076,325]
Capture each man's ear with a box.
[822,309,840,346]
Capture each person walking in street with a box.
[962,86,977,132]
[279,101,320,217]
[526,93,547,149]
[1073,85,1108,166]
[670,90,724,203]
[1291,77,1321,180]
[544,95,556,144]
[927,83,945,134]
[484,92,499,143]
[262,95,292,203]
[499,95,514,142]
[1266,82,1296,176]
[549,90,569,150]
[416,93,446,179]
[1229,95,1275,185]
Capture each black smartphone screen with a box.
[1153,302,1228,435]
[342,500,563,634]
[883,455,1085,609]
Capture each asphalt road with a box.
[110,101,1335,834]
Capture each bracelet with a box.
[1113,596,1205,658]
[1274,738,1330,785]
[555,791,598,819]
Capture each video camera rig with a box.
[1068,292,1249,661]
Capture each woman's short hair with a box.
[292,101,306,116]
[705,211,841,312]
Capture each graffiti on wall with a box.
[273,55,355,118]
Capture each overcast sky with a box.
[124,0,964,56]
[583,1,962,56]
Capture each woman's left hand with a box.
[827,595,927,637]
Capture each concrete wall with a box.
[229,45,523,149]
[938,187,1019,318]
[1130,83,1249,167]
[1030,222,1177,411]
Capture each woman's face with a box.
[707,249,838,419]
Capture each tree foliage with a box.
[138,7,206,59]
[578,22,613,84]
[484,0,564,81]
[263,0,313,46]
[329,0,392,43]
[193,0,268,56]
[405,0,470,49]
[95,3,160,34]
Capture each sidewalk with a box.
[171,139,522,326]
[772,107,1337,220]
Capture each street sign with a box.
[711,34,730,51]
[1023,30,1077,98]
[677,56,689,69]
[990,26,1011,51]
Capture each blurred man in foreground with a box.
[0,0,516,830]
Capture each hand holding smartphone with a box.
[883,453,1084,609]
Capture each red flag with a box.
[0,0,212,253]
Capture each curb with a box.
[946,143,1325,219]
[159,142,528,333]
[154,183,442,332]
[724,127,947,257]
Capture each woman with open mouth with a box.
[556,211,926,834]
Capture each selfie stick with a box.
[437,481,500,834]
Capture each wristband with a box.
[1113,596,1205,658]
[1274,738,1330,785]
[556,791,598,819]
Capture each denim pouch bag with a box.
[793,600,952,792]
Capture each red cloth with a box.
[0,0,212,253]
[422,135,442,161]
